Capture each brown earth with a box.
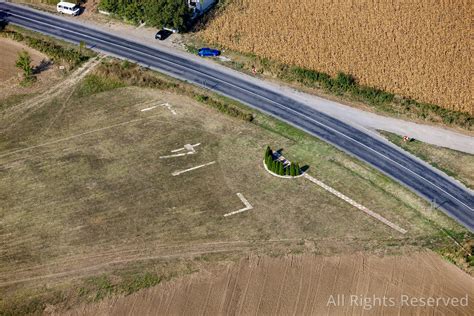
[0,37,48,82]
[201,0,473,114]
[55,252,474,316]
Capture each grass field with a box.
[380,131,474,190]
[201,0,472,115]
[0,59,472,314]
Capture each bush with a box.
[99,0,192,31]
[76,74,125,97]
[0,29,92,67]
[194,94,253,122]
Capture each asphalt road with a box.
[1,2,473,232]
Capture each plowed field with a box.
[58,252,474,315]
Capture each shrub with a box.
[99,0,192,31]
[16,50,33,79]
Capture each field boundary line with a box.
[224,193,253,217]
[304,174,407,234]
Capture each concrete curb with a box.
[263,160,304,179]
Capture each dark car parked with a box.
[155,29,172,41]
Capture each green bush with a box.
[194,94,253,122]
[0,29,92,67]
[76,74,125,97]
[99,0,192,31]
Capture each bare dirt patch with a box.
[0,37,47,82]
[0,37,63,102]
[56,252,474,315]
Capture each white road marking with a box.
[304,174,407,234]
[224,193,253,217]
[171,161,215,176]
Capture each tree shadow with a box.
[301,165,310,172]
[33,59,53,75]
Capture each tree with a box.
[294,163,300,175]
[290,164,296,176]
[265,146,271,161]
[16,50,33,80]
[278,161,284,175]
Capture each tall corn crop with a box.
[202,0,472,114]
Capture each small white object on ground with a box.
[171,161,215,176]
[304,174,407,234]
[224,193,253,217]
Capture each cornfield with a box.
[202,0,472,114]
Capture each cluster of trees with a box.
[264,146,300,177]
[99,0,192,31]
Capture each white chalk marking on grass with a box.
[171,161,215,176]
[160,153,189,159]
[160,143,201,159]
[224,193,254,217]
[171,143,201,153]
[141,105,159,112]
[304,174,407,234]
[161,103,177,115]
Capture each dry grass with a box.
[201,0,472,114]
[0,63,471,314]
[380,131,474,190]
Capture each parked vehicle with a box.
[155,29,172,41]
[197,48,220,57]
[56,2,80,16]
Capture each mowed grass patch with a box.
[379,131,474,190]
[0,81,470,312]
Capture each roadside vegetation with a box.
[98,0,192,30]
[0,26,95,68]
[185,41,472,130]
[380,131,474,189]
[78,59,254,121]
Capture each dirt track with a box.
[58,252,474,315]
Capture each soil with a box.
[0,37,47,82]
[56,252,474,315]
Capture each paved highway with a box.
[1,2,473,232]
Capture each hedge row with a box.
[0,29,91,67]
[284,66,472,128]
[99,0,192,31]
[89,60,254,122]
[194,95,253,122]
[264,146,300,176]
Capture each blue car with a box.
[198,48,220,57]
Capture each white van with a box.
[56,2,80,16]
